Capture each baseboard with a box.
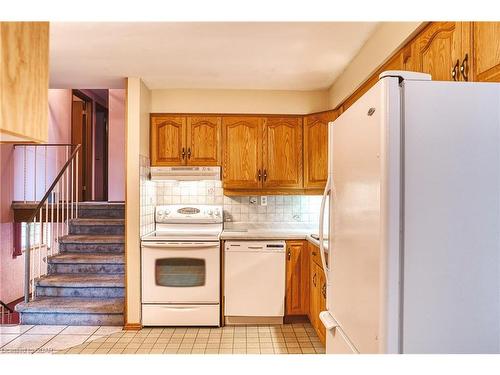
[224,316,283,325]
[284,315,310,324]
[123,323,143,330]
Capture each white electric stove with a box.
[141,204,223,326]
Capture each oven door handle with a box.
[142,242,219,249]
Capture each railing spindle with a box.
[23,146,27,203]
[34,147,37,201]
[76,150,79,218]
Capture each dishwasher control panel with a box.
[225,241,286,252]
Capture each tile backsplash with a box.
[223,195,322,224]
[155,180,224,205]
[140,155,155,236]
[140,169,322,231]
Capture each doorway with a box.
[71,89,109,202]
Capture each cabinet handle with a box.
[187,147,191,159]
[451,59,459,81]
[287,250,291,261]
[313,273,317,287]
[181,147,185,159]
[258,169,262,181]
[263,169,267,181]
[321,283,326,299]
[460,53,469,81]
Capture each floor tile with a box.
[60,326,99,335]
[2,334,54,352]
[39,334,89,352]
[0,325,34,334]
[94,326,123,336]
[26,325,67,335]
[0,334,19,348]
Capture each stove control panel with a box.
[155,204,223,223]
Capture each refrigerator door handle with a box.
[319,175,331,281]
[319,310,339,330]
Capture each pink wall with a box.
[108,89,126,201]
[0,89,72,303]
[0,144,24,303]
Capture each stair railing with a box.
[0,300,14,324]
[14,144,82,303]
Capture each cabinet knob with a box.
[451,59,459,81]
[287,250,291,261]
[263,169,267,181]
[181,147,186,159]
[460,53,469,81]
[187,147,191,159]
[258,169,262,181]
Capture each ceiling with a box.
[50,22,379,90]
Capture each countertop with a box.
[221,222,329,250]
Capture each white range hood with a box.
[150,166,221,181]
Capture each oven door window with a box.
[155,258,206,287]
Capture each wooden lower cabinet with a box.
[285,240,309,315]
[308,242,326,345]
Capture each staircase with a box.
[15,202,125,326]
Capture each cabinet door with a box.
[415,22,469,81]
[473,22,500,82]
[262,117,303,188]
[222,116,263,189]
[317,265,327,344]
[285,241,309,316]
[303,112,337,189]
[186,116,221,165]
[151,115,186,166]
[309,261,319,329]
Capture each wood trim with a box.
[123,323,142,331]
[150,112,308,117]
[223,188,323,196]
[0,128,46,143]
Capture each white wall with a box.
[151,88,329,114]
[328,22,424,109]
[125,78,151,327]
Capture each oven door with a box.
[141,241,220,304]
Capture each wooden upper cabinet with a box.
[416,22,471,82]
[0,22,49,142]
[473,22,500,82]
[151,115,186,166]
[285,241,309,316]
[222,116,263,189]
[262,117,303,189]
[303,111,337,189]
[186,116,221,165]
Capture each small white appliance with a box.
[224,241,286,324]
[150,166,221,181]
[319,70,500,354]
[141,204,223,326]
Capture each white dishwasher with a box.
[224,241,286,324]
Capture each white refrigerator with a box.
[318,71,500,354]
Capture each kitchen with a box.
[123,23,496,353]
[2,16,500,361]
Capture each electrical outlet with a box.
[260,196,267,206]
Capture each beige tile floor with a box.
[0,325,123,354]
[57,323,325,354]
